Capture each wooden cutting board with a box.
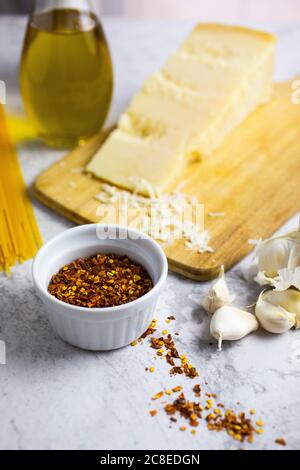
[33,80,300,280]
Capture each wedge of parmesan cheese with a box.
[87,23,275,194]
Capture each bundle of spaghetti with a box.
[0,105,42,273]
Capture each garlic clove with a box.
[201,266,234,314]
[210,306,258,351]
[265,287,300,330]
[255,290,297,334]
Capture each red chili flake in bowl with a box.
[48,253,153,308]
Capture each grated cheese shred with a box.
[95,179,213,254]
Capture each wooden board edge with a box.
[32,183,90,226]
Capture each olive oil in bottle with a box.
[20,3,113,148]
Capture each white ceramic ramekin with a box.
[33,224,168,351]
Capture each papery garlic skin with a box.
[256,238,291,278]
[241,261,259,282]
[272,267,300,292]
[252,226,300,288]
[210,306,258,350]
[254,270,274,287]
[255,290,296,334]
[201,266,234,314]
[288,244,300,272]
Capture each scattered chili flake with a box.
[152,391,164,401]
[166,354,175,366]
[149,330,199,378]
[135,319,157,344]
[183,364,198,378]
[161,383,264,444]
[150,337,163,350]
[149,410,157,417]
[172,386,182,393]
[150,336,163,352]
[164,392,202,428]
[48,253,153,308]
[168,347,179,359]
[134,317,271,445]
[206,409,259,443]
[168,316,176,321]
[275,438,287,446]
[170,366,183,376]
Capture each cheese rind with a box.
[87,24,275,194]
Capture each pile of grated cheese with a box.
[95,178,213,254]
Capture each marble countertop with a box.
[0,16,300,451]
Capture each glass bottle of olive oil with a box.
[20,0,113,148]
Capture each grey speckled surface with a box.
[0,16,300,450]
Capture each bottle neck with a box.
[34,0,94,13]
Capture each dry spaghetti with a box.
[0,105,42,273]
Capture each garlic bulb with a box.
[210,306,259,351]
[252,225,300,288]
[201,266,234,314]
[255,289,299,333]
[256,237,291,278]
